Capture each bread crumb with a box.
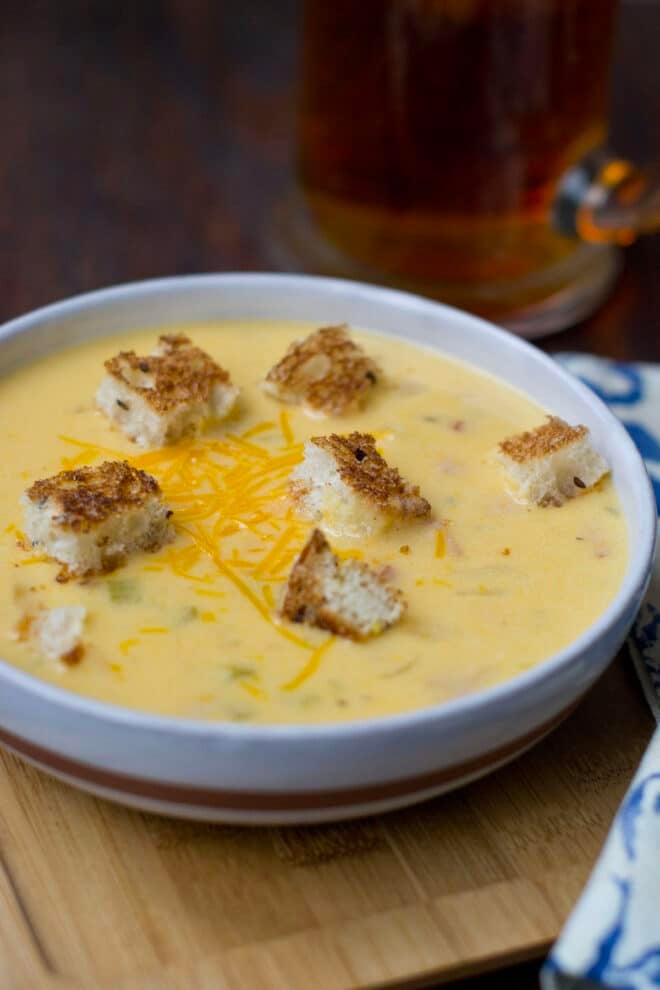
[497,416,609,507]
[280,528,405,640]
[290,432,431,538]
[97,334,239,447]
[262,325,378,416]
[22,460,173,579]
[36,606,87,663]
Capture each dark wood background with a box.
[1,2,658,988]
[2,0,658,361]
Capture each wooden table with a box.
[1,2,659,988]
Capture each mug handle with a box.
[554,150,660,245]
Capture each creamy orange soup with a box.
[0,322,627,723]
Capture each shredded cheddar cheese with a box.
[240,681,267,701]
[279,409,294,446]
[58,417,330,678]
[282,637,335,692]
[119,638,140,655]
[242,421,276,440]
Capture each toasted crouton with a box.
[290,432,431,538]
[262,324,379,416]
[498,416,609,506]
[22,460,173,579]
[97,334,239,447]
[36,606,86,664]
[280,529,405,640]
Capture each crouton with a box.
[262,324,379,416]
[280,529,405,640]
[498,416,609,507]
[97,334,239,447]
[36,606,86,664]
[290,432,431,538]
[22,460,173,579]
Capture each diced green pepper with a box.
[107,578,141,604]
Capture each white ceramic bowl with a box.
[0,274,655,824]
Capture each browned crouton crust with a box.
[25,461,163,533]
[280,529,333,626]
[104,334,232,414]
[499,416,588,464]
[280,529,405,641]
[263,325,378,415]
[309,433,431,518]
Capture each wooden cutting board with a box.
[0,652,653,990]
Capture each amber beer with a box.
[298,0,619,326]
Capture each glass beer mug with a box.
[294,0,659,336]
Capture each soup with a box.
[0,322,627,723]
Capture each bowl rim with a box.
[0,271,655,741]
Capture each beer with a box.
[297,0,619,326]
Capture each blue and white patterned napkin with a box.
[542,354,660,990]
